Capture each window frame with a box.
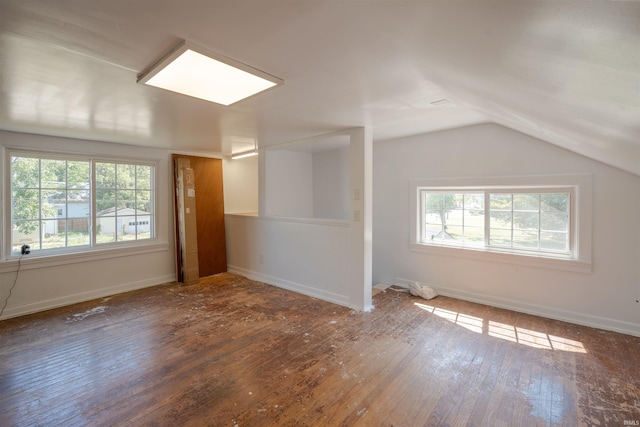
[5,149,157,259]
[409,175,592,273]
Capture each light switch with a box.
[353,210,361,221]
[353,188,361,200]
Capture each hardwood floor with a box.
[1,273,639,426]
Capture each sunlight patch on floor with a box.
[414,302,586,353]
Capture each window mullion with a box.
[38,158,42,251]
[461,193,465,241]
[537,194,541,250]
[510,193,514,248]
[134,165,138,240]
[91,160,96,246]
[484,191,490,248]
[64,160,68,249]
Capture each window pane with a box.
[425,193,456,241]
[66,220,90,247]
[489,227,511,247]
[447,225,463,240]
[11,156,39,188]
[96,162,116,188]
[41,159,66,189]
[96,189,116,213]
[541,231,568,251]
[42,219,65,249]
[117,217,133,242]
[68,161,90,189]
[137,165,151,189]
[541,212,568,232]
[41,190,63,219]
[513,194,539,211]
[513,230,539,249]
[464,226,484,243]
[423,193,444,240]
[424,193,443,215]
[117,190,135,210]
[464,193,484,241]
[136,216,152,239]
[12,189,39,220]
[447,209,463,226]
[96,217,116,243]
[424,223,443,241]
[490,193,511,210]
[513,212,539,230]
[116,216,135,242]
[12,220,40,252]
[68,190,91,217]
[465,193,484,211]
[490,194,511,229]
[490,210,511,229]
[117,164,136,189]
[444,194,460,210]
[136,190,152,213]
[541,194,568,213]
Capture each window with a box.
[420,190,571,256]
[8,151,155,256]
[409,174,592,272]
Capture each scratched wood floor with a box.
[1,273,639,426]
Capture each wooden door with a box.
[172,154,227,278]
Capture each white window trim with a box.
[3,149,158,260]
[409,174,592,273]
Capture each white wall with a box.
[0,131,175,319]
[226,215,350,306]
[313,147,350,220]
[222,155,259,214]
[373,123,640,336]
[265,150,313,217]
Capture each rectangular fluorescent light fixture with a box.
[231,149,258,160]
[138,40,283,106]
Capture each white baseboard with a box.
[228,265,351,309]
[0,274,176,321]
[396,277,640,337]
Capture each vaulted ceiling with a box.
[1,1,638,175]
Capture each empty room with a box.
[1,1,639,426]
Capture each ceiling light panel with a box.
[138,41,283,106]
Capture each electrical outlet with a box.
[21,244,30,255]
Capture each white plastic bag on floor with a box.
[408,281,438,300]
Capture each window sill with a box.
[0,241,170,273]
[409,242,591,274]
